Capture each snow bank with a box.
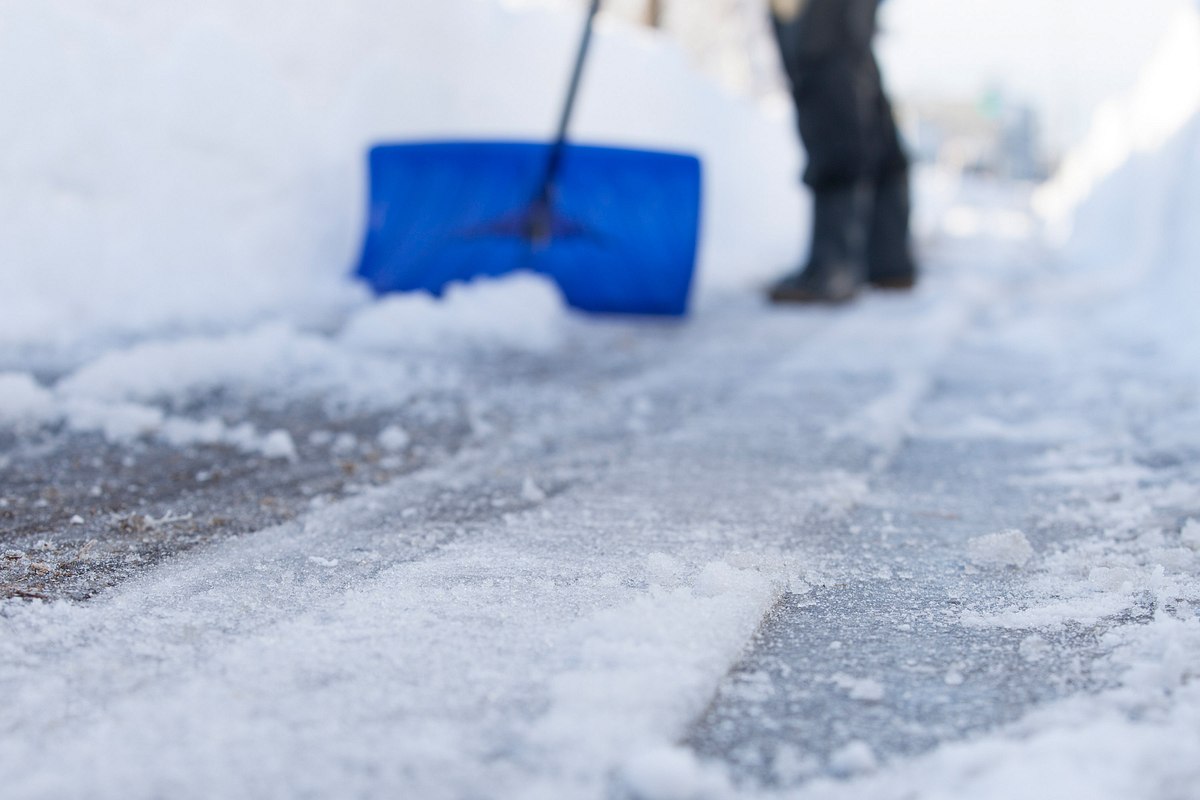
[0,277,576,455]
[0,273,576,454]
[0,0,801,362]
[58,274,565,405]
[1035,2,1200,300]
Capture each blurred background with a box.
[541,0,1188,179]
[1,0,1197,360]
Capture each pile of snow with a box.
[0,0,801,363]
[341,273,566,353]
[0,368,300,458]
[0,274,570,454]
[1035,1,1200,299]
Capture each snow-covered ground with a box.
[3,1,1200,798]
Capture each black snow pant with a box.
[771,0,914,281]
[771,0,907,188]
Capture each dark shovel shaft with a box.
[529,0,602,244]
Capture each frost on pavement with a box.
[0,429,793,798]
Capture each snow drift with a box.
[0,0,801,363]
[1036,0,1200,302]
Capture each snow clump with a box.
[377,425,411,452]
[968,529,1035,568]
[646,552,686,588]
[0,373,57,425]
[829,740,879,776]
[1182,519,1200,550]
[260,430,298,461]
[520,477,547,503]
[831,673,886,702]
[619,745,734,800]
[339,274,569,354]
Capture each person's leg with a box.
[865,57,918,288]
[769,0,879,303]
[768,180,872,303]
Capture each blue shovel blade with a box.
[354,141,703,316]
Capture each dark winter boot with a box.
[866,169,917,289]
[768,183,871,304]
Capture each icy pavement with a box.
[3,189,1200,799]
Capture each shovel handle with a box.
[535,0,602,212]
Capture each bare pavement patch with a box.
[0,396,476,600]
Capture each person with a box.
[767,0,917,303]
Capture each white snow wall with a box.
[0,0,802,358]
[1036,2,1200,296]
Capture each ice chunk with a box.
[772,743,819,784]
[0,373,57,425]
[620,746,733,800]
[64,399,164,441]
[261,430,297,461]
[968,529,1035,568]
[1019,634,1051,663]
[1182,519,1200,550]
[340,274,567,354]
[332,433,358,455]
[831,673,885,702]
[694,561,742,598]
[377,425,411,452]
[521,477,547,504]
[829,740,878,775]
[646,553,684,587]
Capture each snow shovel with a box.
[353,0,703,316]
